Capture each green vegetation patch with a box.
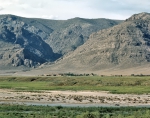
[0,104,150,118]
[0,76,150,94]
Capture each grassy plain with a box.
[0,76,150,94]
[0,76,150,118]
[0,104,150,118]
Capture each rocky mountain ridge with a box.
[0,16,59,67]
[46,18,122,54]
[0,15,121,68]
[49,12,150,72]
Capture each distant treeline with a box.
[131,74,150,77]
[41,73,97,77]
[41,73,150,77]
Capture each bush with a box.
[76,111,100,118]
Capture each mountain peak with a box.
[126,12,150,21]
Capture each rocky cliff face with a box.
[52,12,150,71]
[0,15,58,67]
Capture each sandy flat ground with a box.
[0,89,150,107]
[6,64,149,76]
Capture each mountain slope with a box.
[0,15,122,68]
[0,15,54,40]
[50,12,150,72]
[0,15,58,67]
[0,15,122,55]
[46,18,122,54]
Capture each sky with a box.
[0,0,150,20]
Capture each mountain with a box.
[0,15,59,68]
[0,15,53,40]
[0,15,122,55]
[0,15,122,68]
[45,18,122,54]
[49,12,150,73]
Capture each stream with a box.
[1,101,150,108]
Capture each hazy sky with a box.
[0,0,150,20]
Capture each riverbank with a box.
[0,89,150,107]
